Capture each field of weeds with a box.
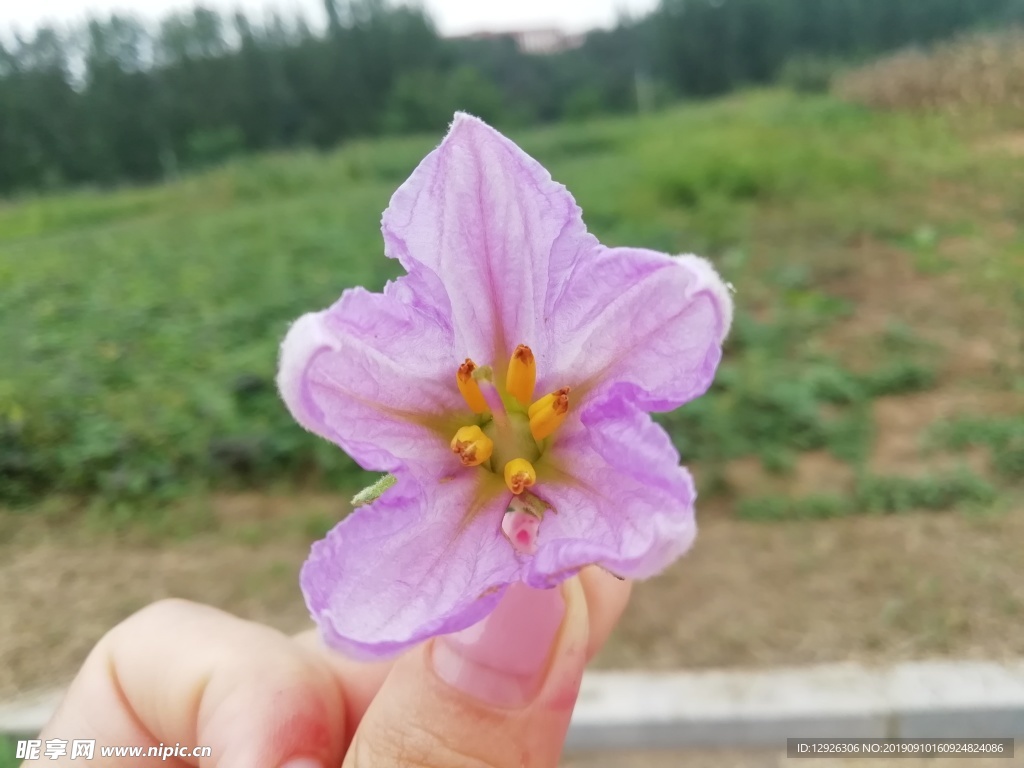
[1,88,1022,698]
[3,90,1020,521]
[837,29,1024,115]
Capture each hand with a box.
[36,568,630,767]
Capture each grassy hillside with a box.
[1,90,1021,527]
[3,88,1024,697]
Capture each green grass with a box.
[929,417,1024,482]
[738,468,998,521]
[0,737,16,768]
[1,89,1020,521]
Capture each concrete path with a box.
[562,749,1022,767]
[568,659,1024,751]
[3,659,1024,755]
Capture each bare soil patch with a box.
[870,390,1023,477]
[820,236,1016,382]
[3,495,1022,699]
[723,452,856,498]
[977,132,1024,157]
[605,502,1024,671]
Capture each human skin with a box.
[35,567,630,768]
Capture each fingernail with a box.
[432,582,565,708]
[280,758,321,768]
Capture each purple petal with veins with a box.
[278,113,733,658]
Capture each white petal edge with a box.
[675,253,734,343]
[276,311,340,438]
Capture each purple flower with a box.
[277,114,733,660]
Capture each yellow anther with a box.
[528,386,570,419]
[505,344,536,407]
[450,425,494,467]
[456,359,488,414]
[528,393,550,419]
[504,458,537,495]
[529,387,570,442]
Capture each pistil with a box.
[475,373,509,432]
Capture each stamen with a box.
[503,458,537,495]
[528,387,570,442]
[505,344,536,407]
[527,387,568,418]
[456,359,488,414]
[450,425,494,467]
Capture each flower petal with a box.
[382,112,597,366]
[542,250,733,413]
[276,275,463,475]
[301,473,521,659]
[524,395,697,588]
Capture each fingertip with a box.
[341,580,590,768]
[578,566,632,660]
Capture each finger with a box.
[577,566,632,660]
[295,564,630,731]
[342,578,590,768]
[293,630,395,730]
[38,599,346,768]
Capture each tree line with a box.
[1,0,1022,194]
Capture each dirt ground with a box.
[2,491,1023,699]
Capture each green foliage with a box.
[659,228,938,477]
[564,86,608,121]
[930,417,1024,482]
[652,0,1024,96]
[632,96,888,221]
[0,737,17,768]
[738,468,996,520]
[779,55,846,94]
[737,494,851,521]
[855,469,997,514]
[859,361,937,397]
[3,0,1024,193]
[383,66,506,133]
[0,92,1010,519]
[664,335,935,475]
[186,127,246,169]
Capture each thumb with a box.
[343,579,589,768]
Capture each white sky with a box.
[2,0,660,36]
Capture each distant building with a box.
[451,28,584,56]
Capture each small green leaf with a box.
[351,474,397,507]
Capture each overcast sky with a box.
[3,0,660,35]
